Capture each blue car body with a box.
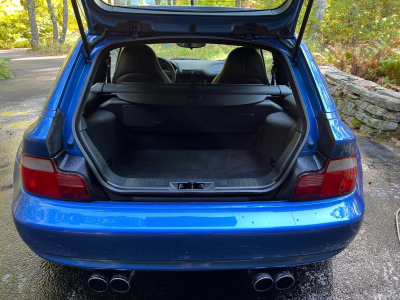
[13,0,364,271]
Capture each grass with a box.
[25,43,73,56]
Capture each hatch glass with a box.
[99,0,287,10]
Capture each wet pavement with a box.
[1,49,400,299]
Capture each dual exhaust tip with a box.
[250,269,295,292]
[88,268,294,293]
[88,271,134,293]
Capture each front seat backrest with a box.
[212,47,269,84]
[113,45,171,83]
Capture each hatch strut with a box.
[71,0,111,60]
[71,0,91,59]
[291,0,315,62]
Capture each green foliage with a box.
[299,0,400,88]
[153,0,285,9]
[0,2,30,48]
[296,0,400,45]
[149,44,238,61]
[0,58,13,79]
[379,56,400,85]
[149,43,274,71]
[0,0,80,49]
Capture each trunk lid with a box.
[75,0,306,38]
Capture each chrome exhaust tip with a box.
[88,272,109,292]
[250,270,274,292]
[110,271,135,293]
[273,269,295,290]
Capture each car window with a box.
[262,50,273,82]
[110,48,120,79]
[109,44,273,82]
[149,44,238,61]
[101,0,287,11]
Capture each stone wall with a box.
[319,66,400,137]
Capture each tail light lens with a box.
[21,154,91,201]
[292,155,357,201]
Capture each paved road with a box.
[1,49,400,299]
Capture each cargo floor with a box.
[110,149,272,179]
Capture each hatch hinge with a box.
[231,23,268,40]
[271,0,315,62]
[89,26,112,51]
[273,31,294,52]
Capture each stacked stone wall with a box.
[319,66,400,137]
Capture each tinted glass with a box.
[149,44,238,60]
[100,0,286,10]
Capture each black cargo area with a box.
[79,83,301,189]
[110,149,272,179]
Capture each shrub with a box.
[0,58,12,79]
[25,43,73,56]
[378,57,400,85]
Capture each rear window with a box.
[149,44,238,60]
[108,43,274,81]
[100,0,287,10]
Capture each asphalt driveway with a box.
[0,49,400,299]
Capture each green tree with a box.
[60,0,68,44]
[26,0,40,47]
[46,0,59,43]
[312,0,327,31]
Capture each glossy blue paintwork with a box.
[13,32,364,270]
[298,41,338,114]
[13,154,364,270]
[329,118,357,157]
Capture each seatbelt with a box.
[105,56,111,83]
[271,63,277,86]
[259,49,270,85]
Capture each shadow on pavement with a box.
[33,259,333,299]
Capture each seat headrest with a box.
[113,45,171,83]
[212,47,269,84]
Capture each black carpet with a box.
[110,149,272,179]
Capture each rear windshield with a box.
[100,0,286,10]
[150,44,238,60]
[109,43,274,80]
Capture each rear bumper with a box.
[13,173,364,270]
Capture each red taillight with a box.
[292,155,357,201]
[21,154,91,201]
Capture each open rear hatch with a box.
[73,0,315,62]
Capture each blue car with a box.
[12,0,364,293]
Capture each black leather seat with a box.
[212,47,269,84]
[113,45,171,83]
